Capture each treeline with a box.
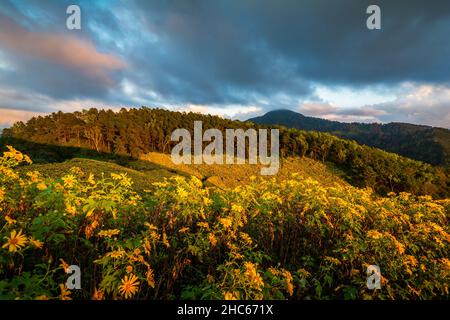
[1,107,449,197]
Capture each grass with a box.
[17,151,349,192]
[18,152,349,192]
[16,158,175,192]
[140,152,348,188]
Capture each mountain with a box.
[248,109,450,166]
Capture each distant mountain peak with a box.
[248,109,450,166]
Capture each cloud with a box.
[298,102,338,117]
[0,0,449,128]
[298,101,386,123]
[172,104,263,120]
[0,107,46,129]
[0,86,128,129]
[0,87,55,112]
[0,14,126,86]
[373,84,450,128]
[299,84,450,127]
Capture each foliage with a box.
[1,147,449,300]
[2,107,448,197]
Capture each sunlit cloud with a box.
[0,15,126,86]
[0,107,46,128]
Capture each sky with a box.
[0,0,449,129]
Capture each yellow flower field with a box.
[0,146,449,300]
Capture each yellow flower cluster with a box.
[2,229,43,252]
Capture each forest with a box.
[249,109,450,166]
[1,107,449,198]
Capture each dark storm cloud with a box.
[131,0,450,88]
[116,0,316,105]
[0,0,449,125]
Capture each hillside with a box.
[16,152,348,192]
[1,107,449,197]
[248,109,450,166]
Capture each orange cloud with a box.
[0,108,46,127]
[0,17,126,86]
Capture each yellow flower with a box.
[231,204,244,214]
[29,237,44,249]
[111,173,121,180]
[149,231,160,241]
[268,267,279,276]
[219,217,233,229]
[107,250,126,259]
[240,232,253,246]
[208,233,218,247]
[24,154,32,164]
[92,288,104,300]
[243,262,264,290]
[126,265,133,273]
[144,222,158,231]
[367,230,383,240]
[391,237,405,255]
[98,229,121,238]
[176,187,188,199]
[27,171,40,183]
[179,227,190,233]
[197,222,209,229]
[4,215,17,225]
[36,182,47,190]
[60,259,70,272]
[35,295,49,300]
[62,175,76,188]
[146,268,155,288]
[223,291,239,300]
[59,284,72,300]
[440,258,450,272]
[403,255,418,275]
[190,176,203,188]
[2,229,27,252]
[54,183,64,191]
[87,174,96,185]
[118,273,140,299]
[282,270,294,296]
[65,203,77,216]
[14,151,23,162]
[203,197,212,206]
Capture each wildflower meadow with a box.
[0,146,449,300]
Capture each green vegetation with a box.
[1,147,449,300]
[1,107,449,197]
[16,152,348,192]
[15,158,175,193]
[249,109,450,166]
